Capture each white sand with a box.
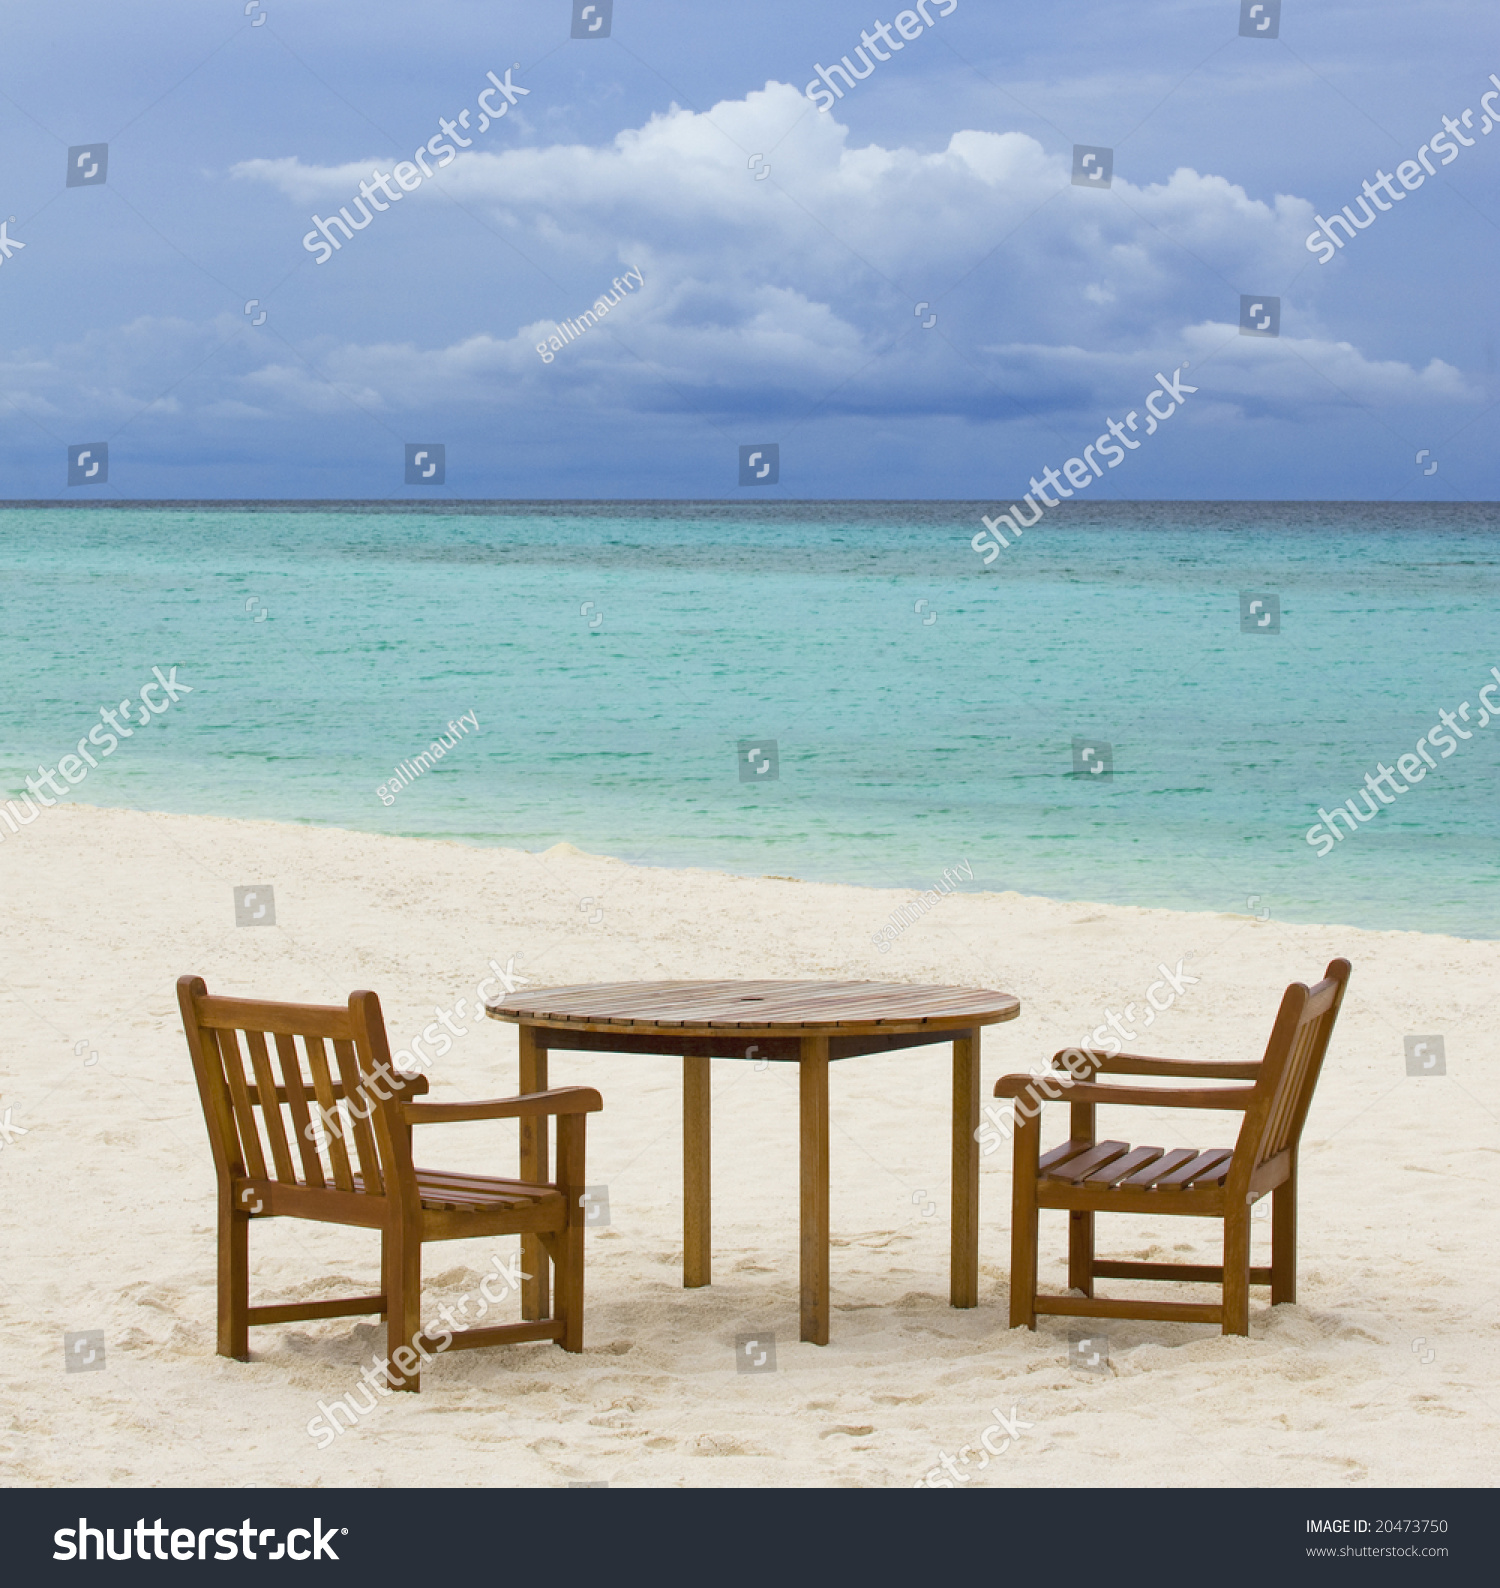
[2,804,1497,1488]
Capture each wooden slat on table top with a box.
[519,987,1013,1028]
[488,981,979,1026]
[485,980,1018,1029]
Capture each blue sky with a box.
[1,0,1497,499]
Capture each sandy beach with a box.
[2,803,1496,1489]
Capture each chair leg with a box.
[385,1219,423,1391]
[380,1230,395,1324]
[1009,1105,1040,1330]
[217,1194,249,1361]
[554,1116,587,1353]
[1222,1202,1251,1336]
[1271,1169,1297,1305]
[1068,1211,1095,1297]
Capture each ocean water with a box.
[1,500,1498,938]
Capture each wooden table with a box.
[484,980,1019,1344]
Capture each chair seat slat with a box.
[1038,1139,1093,1174]
[1043,1140,1131,1184]
[1153,1148,1234,1190]
[1120,1146,1197,1186]
[1083,1146,1164,1186]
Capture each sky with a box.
[0,0,1497,500]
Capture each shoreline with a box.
[2,799,1488,946]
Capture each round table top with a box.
[484,979,1020,1035]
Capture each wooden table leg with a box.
[517,1023,550,1321]
[799,1035,830,1345]
[683,1054,711,1288]
[950,1027,979,1309]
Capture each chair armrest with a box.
[1049,1048,1261,1080]
[401,1086,603,1124]
[994,1073,1256,1110]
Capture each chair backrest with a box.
[1229,958,1350,1187]
[177,975,416,1201]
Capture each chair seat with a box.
[1040,1138,1236,1189]
[350,1169,564,1214]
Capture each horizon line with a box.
[0,498,1494,510]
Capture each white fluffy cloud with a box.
[6,81,1475,431]
[220,81,1479,422]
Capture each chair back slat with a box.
[245,1029,297,1182]
[1234,959,1349,1180]
[217,1028,269,1181]
[1262,1016,1319,1159]
[332,1036,385,1196]
[275,1032,326,1188]
[305,1036,357,1191]
[188,1015,240,1179]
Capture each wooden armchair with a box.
[178,975,602,1390]
[996,958,1349,1336]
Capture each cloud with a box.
[236,82,1318,340]
[230,155,391,207]
[22,82,1481,433]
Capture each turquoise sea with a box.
[2,500,1497,938]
